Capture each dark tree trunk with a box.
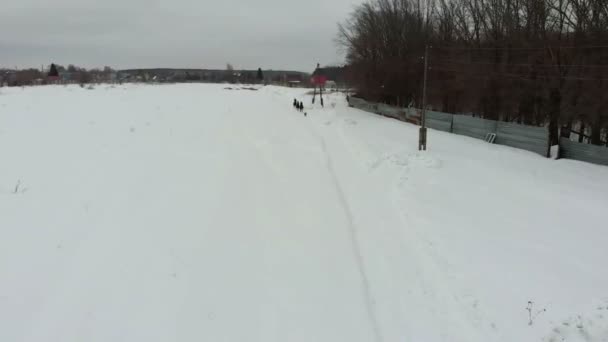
[590,115,603,145]
[561,119,572,138]
[548,88,561,146]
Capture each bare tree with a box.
[337,0,608,145]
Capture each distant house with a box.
[115,69,309,85]
[59,72,72,82]
[285,73,305,87]
[312,65,347,89]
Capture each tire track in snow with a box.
[277,92,383,341]
[317,134,384,342]
[328,106,487,340]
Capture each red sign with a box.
[311,75,327,86]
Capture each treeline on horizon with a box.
[1,64,309,87]
[0,64,115,86]
[337,0,608,145]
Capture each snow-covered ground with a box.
[1,83,607,342]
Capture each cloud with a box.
[0,0,361,71]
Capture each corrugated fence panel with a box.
[559,138,608,166]
[405,108,418,120]
[349,97,377,114]
[348,97,367,110]
[345,99,604,162]
[452,115,497,140]
[349,97,374,112]
[377,103,405,120]
[349,98,406,120]
[426,110,453,132]
[495,122,548,156]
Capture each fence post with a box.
[449,114,454,133]
[546,129,552,158]
[419,45,430,151]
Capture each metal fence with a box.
[496,122,549,156]
[348,97,608,166]
[559,138,608,166]
[426,110,453,132]
[348,97,372,112]
[452,115,497,140]
[377,103,405,121]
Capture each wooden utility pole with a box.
[419,45,429,151]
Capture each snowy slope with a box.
[0,83,607,342]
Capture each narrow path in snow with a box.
[285,97,387,342]
[299,93,485,341]
[317,135,384,342]
[260,92,385,342]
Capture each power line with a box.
[432,45,608,51]
[433,67,608,81]
[432,59,608,68]
[429,66,608,81]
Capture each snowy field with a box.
[1,83,608,342]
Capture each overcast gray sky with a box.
[0,0,362,72]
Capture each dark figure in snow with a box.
[293,99,297,108]
[299,102,304,112]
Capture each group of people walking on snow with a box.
[293,99,306,116]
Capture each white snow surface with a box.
[1,84,607,342]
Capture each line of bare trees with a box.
[1,65,115,87]
[337,0,608,145]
